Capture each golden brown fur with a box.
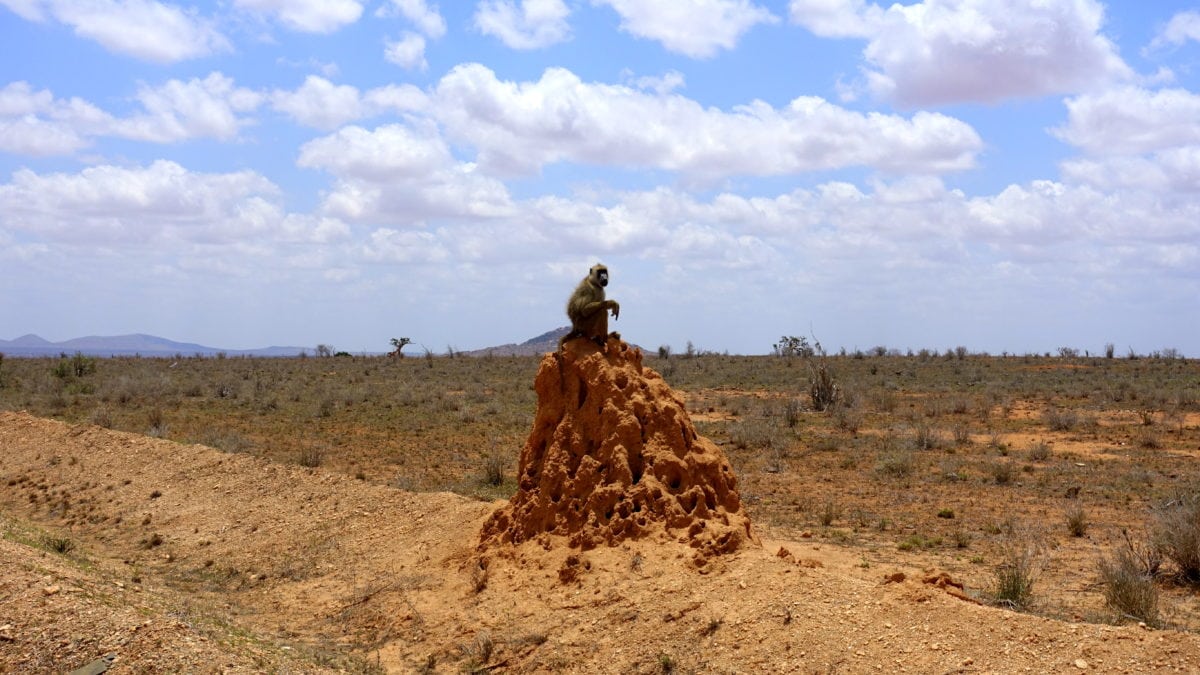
[560,263,620,348]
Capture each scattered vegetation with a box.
[40,533,75,554]
[298,445,325,468]
[992,541,1039,610]
[1099,542,1160,626]
[1151,492,1200,583]
[1,343,1198,633]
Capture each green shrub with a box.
[40,534,75,554]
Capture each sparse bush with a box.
[298,445,325,468]
[1099,544,1160,626]
[913,424,943,451]
[1065,505,1088,537]
[952,529,972,549]
[990,462,1014,485]
[875,450,915,478]
[870,389,897,413]
[783,398,802,428]
[832,405,862,435]
[52,352,96,379]
[481,454,504,487]
[1042,407,1078,431]
[809,360,841,412]
[40,533,75,554]
[898,533,941,551]
[952,424,972,446]
[1138,430,1162,450]
[992,543,1038,609]
[1026,441,1051,462]
[90,406,113,428]
[939,458,963,482]
[818,499,840,527]
[196,429,253,454]
[461,630,493,668]
[1151,493,1200,583]
[146,408,168,437]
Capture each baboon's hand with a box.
[610,301,620,320]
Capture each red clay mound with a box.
[479,337,755,557]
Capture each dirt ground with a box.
[2,409,1199,673]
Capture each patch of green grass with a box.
[898,534,941,551]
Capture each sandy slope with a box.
[1,410,1197,673]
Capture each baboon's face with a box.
[592,265,609,287]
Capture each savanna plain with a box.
[1,346,1199,673]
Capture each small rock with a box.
[1074,658,1088,669]
[42,585,61,596]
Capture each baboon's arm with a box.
[580,299,619,319]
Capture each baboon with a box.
[559,263,620,348]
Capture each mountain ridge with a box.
[0,333,306,358]
[0,329,581,358]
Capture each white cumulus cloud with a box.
[595,0,776,58]
[791,0,1132,106]
[1054,86,1200,156]
[1,75,264,153]
[0,160,346,247]
[431,63,981,177]
[1054,86,1200,194]
[270,77,428,129]
[2,0,229,63]
[298,124,514,224]
[114,73,263,143]
[385,32,429,71]
[474,0,571,50]
[271,76,369,130]
[0,81,114,155]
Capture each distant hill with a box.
[0,334,307,358]
[463,327,569,357]
[1,327,629,359]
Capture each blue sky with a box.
[1,0,1198,356]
